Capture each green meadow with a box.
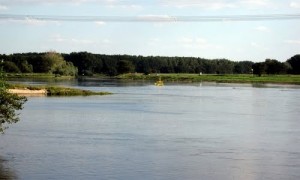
[119,74,300,85]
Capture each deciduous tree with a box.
[0,70,27,133]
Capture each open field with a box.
[118,74,300,85]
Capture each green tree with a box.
[265,59,288,74]
[215,59,235,74]
[19,60,33,73]
[117,60,134,74]
[0,70,27,133]
[43,52,77,76]
[175,59,189,73]
[64,52,98,76]
[2,61,21,73]
[234,61,254,74]
[252,62,266,76]
[137,59,151,74]
[102,57,118,76]
[287,54,300,74]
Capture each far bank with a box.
[4,73,300,85]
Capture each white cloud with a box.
[196,38,207,44]
[71,38,94,44]
[0,4,8,11]
[51,35,67,43]
[285,40,300,44]
[122,4,143,10]
[240,0,270,7]
[102,39,111,44]
[148,38,160,46]
[137,15,176,22]
[95,21,106,26]
[160,0,274,10]
[23,17,47,26]
[251,42,260,48]
[50,35,95,45]
[0,17,60,26]
[178,37,221,49]
[1,0,98,5]
[106,3,143,10]
[251,42,269,50]
[254,26,270,32]
[178,37,194,44]
[160,0,236,9]
[290,1,300,8]
[1,0,143,9]
[209,2,236,9]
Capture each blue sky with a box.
[0,0,300,62]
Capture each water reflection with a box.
[0,157,17,180]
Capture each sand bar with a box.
[8,89,47,96]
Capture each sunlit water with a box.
[1,79,300,180]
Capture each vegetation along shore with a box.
[118,74,300,85]
[1,51,300,85]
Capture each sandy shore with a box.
[8,89,47,96]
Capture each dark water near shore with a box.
[1,79,300,179]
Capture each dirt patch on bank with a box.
[8,89,47,97]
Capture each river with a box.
[1,79,300,180]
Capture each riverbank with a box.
[8,84,112,96]
[118,74,300,85]
[5,73,300,85]
[5,73,76,79]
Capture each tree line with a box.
[0,52,77,76]
[0,52,299,76]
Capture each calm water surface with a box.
[1,79,300,180]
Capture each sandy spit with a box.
[8,89,47,97]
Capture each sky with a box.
[0,0,300,62]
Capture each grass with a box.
[5,73,75,79]
[8,84,112,96]
[118,73,300,85]
[45,86,111,96]
[5,73,300,85]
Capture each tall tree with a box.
[43,52,77,76]
[287,55,300,74]
[117,60,134,74]
[234,61,254,74]
[265,59,288,74]
[252,62,265,76]
[0,70,27,133]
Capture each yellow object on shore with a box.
[155,77,164,86]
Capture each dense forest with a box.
[0,52,299,76]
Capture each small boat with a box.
[155,77,164,86]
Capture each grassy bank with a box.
[46,86,111,96]
[5,73,300,85]
[8,84,112,96]
[5,73,75,79]
[118,73,300,85]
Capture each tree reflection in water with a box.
[0,157,17,180]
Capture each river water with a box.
[1,79,300,180]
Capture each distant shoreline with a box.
[118,73,300,85]
[5,73,300,85]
